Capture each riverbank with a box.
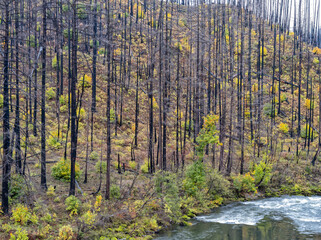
[1,156,321,239]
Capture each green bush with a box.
[250,160,273,187]
[89,40,100,48]
[59,95,67,106]
[62,4,69,12]
[58,225,74,240]
[183,160,206,197]
[206,169,232,199]
[263,103,277,117]
[154,171,181,222]
[301,124,316,140]
[110,108,116,122]
[78,74,92,89]
[90,151,99,160]
[27,35,38,48]
[63,28,73,38]
[77,4,87,19]
[11,204,38,226]
[95,160,107,173]
[48,135,61,149]
[140,160,149,173]
[128,161,137,169]
[51,158,81,182]
[52,56,57,69]
[233,173,256,193]
[46,87,56,100]
[60,105,68,113]
[110,184,121,199]
[9,174,26,202]
[0,94,3,108]
[78,107,86,121]
[9,227,29,240]
[65,195,81,216]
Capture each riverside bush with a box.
[206,169,232,199]
[154,171,181,222]
[183,160,206,198]
[233,173,256,193]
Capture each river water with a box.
[155,195,321,240]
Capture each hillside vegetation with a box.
[0,0,321,239]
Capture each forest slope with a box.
[0,0,321,239]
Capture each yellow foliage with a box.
[81,211,97,226]
[94,195,102,212]
[114,48,121,57]
[252,83,258,93]
[260,46,268,56]
[137,5,145,19]
[46,185,56,197]
[312,47,321,55]
[277,34,284,42]
[278,122,289,134]
[58,225,73,240]
[305,98,314,109]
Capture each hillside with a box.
[0,0,321,239]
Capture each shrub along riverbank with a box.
[1,156,321,240]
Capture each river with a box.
[155,195,321,240]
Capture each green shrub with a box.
[183,160,206,197]
[48,135,61,149]
[9,227,29,240]
[301,124,316,139]
[110,184,121,199]
[65,195,81,216]
[63,28,73,38]
[196,114,219,158]
[59,95,67,106]
[128,161,137,169]
[110,108,116,122]
[250,160,273,187]
[11,204,38,226]
[9,174,26,202]
[98,47,106,55]
[78,74,92,89]
[77,4,87,19]
[278,122,289,134]
[154,171,181,222]
[0,94,3,108]
[78,107,86,121]
[206,169,232,199]
[95,160,107,173]
[90,151,99,160]
[52,56,57,68]
[46,186,56,197]
[233,173,256,193]
[263,103,277,117]
[140,160,149,173]
[51,158,81,182]
[58,225,74,240]
[89,40,100,48]
[46,87,56,100]
[27,35,38,48]
[60,105,68,113]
